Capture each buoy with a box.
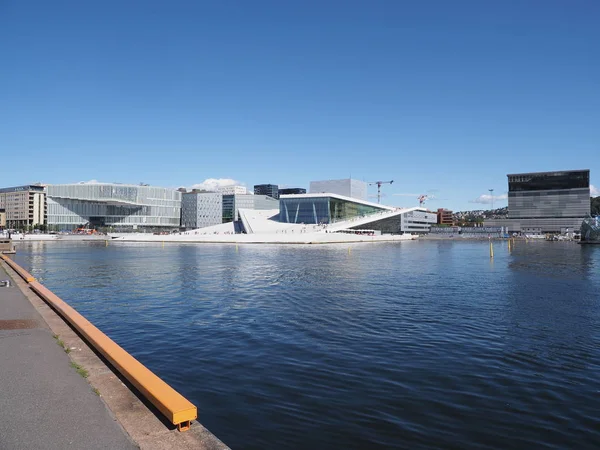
[489,241,494,258]
[105,240,108,247]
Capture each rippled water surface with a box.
[12,240,600,449]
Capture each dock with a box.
[0,258,229,450]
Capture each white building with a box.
[309,178,367,201]
[218,185,247,195]
[46,183,181,230]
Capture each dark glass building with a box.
[278,188,306,196]
[486,170,590,234]
[254,184,279,200]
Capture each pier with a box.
[0,256,229,450]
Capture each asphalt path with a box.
[0,265,137,450]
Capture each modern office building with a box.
[181,192,222,229]
[437,208,454,225]
[278,187,306,196]
[309,178,367,201]
[46,183,181,230]
[485,169,590,234]
[254,184,279,200]
[279,193,436,233]
[0,185,46,229]
[218,185,247,195]
[222,194,279,223]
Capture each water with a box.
[12,240,600,449]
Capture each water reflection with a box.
[11,240,600,450]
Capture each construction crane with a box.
[418,194,436,207]
[368,180,394,204]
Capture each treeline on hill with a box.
[592,197,600,216]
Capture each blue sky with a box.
[1,1,598,211]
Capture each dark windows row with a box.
[508,171,589,192]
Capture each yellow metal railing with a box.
[0,255,197,431]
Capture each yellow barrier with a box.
[1,257,198,430]
[28,280,197,430]
[0,254,36,282]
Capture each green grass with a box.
[92,388,100,396]
[70,361,89,378]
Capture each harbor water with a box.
[12,240,600,449]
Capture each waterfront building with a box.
[222,194,279,223]
[437,208,454,225]
[218,185,247,195]
[309,178,367,201]
[46,183,181,230]
[485,170,590,234]
[254,184,279,200]
[181,192,222,229]
[279,193,436,234]
[278,187,306,196]
[0,208,6,230]
[0,185,46,230]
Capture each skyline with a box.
[1,1,598,210]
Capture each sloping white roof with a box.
[279,192,395,211]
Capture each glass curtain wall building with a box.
[485,170,591,234]
[279,194,386,224]
[47,183,181,230]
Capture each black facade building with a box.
[254,184,279,200]
[278,188,306,196]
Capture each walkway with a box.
[0,265,136,450]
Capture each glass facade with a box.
[581,217,600,243]
[279,196,385,224]
[508,171,589,192]
[47,184,181,229]
[507,170,590,221]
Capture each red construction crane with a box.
[368,180,394,204]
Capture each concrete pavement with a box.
[0,265,137,450]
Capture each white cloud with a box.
[190,178,243,191]
[591,185,599,197]
[469,193,508,205]
[78,179,100,184]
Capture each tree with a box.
[592,197,600,216]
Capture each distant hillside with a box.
[592,197,600,216]
[455,197,600,221]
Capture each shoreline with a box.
[0,258,229,450]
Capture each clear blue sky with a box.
[1,0,598,210]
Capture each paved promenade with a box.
[0,265,137,450]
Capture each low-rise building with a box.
[181,192,222,229]
[46,183,181,231]
[218,185,247,195]
[254,184,279,200]
[0,185,46,230]
[437,208,453,225]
